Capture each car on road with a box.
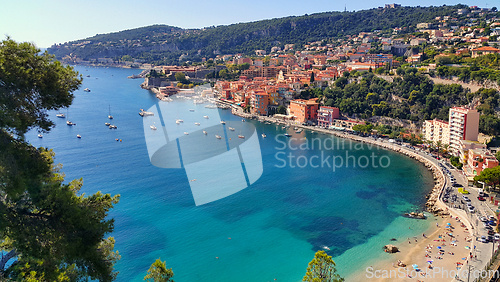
[463,196,470,202]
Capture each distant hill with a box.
[47,4,467,65]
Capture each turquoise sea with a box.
[25,66,435,281]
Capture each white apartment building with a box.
[423,107,480,155]
[448,107,479,153]
[423,119,450,145]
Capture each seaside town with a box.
[126,5,500,280]
[5,2,500,282]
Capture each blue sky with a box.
[1,0,479,48]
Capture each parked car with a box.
[495,233,500,241]
[478,196,486,201]
[481,236,487,243]
[462,196,470,202]
[468,206,475,213]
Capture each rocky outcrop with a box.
[384,245,399,253]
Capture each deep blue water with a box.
[25,66,435,281]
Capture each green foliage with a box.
[48,5,466,65]
[479,114,500,136]
[0,39,120,282]
[174,72,188,84]
[474,166,500,188]
[0,38,82,136]
[352,123,373,134]
[449,156,463,169]
[277,105,287,115]
[144,259,174,282]
[303,250,344,282]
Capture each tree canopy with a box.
[0,38,82,136]
[303,250,344,282]
[144,258,174,282]
[0,38,120,281]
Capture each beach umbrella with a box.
[412,264,418,269]
[437,246,442,249]
[465,246,470,249]
[427,259,433,264]
[447,223,451,226]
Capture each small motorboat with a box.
[150,124,157,130]
[38,134,43,138]
[184,132,189,135]
[77,134,81,138]
[228,127,235,131]
[189,109,195,112]
[242,119,246,122]
[105,122,110,126]
[84,88,91,92]
[86,75,90,77]
[238,135,245,139]
[67,121,74,126]
[109,125,117,129]
[220,121,226,124]
[203,131,208,135]
[215,135,222,139]
[261,133,267,138]
[176,120,181,124]
[56,113,65,118]
[296,129,303,133]
[204,116,209,119]
[284,133,291,137]
[195,122,200,126]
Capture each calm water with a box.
[25,66,435,281]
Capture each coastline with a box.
[228,107,477,281]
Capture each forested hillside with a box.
[47,4,466,65]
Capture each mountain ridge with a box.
[47,4,468,65]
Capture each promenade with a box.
[230,106,500,281]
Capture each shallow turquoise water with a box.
[25,66,435,281]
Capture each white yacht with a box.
[84,88,91,92]
[66,121,74,126]
[220,121,226,124]
[203,115,209,119]
[56,113,65,118]
[203,131,208,135]
[77,134,82,138]
[108,105,113,119]
[150,124,157,130]
[215,135,222,139]
[238,134,245,139]
[38,134,43,138]
[195,122,201,126]
[228,127,235,131]
[261,133,267,138]
[184,132,189,135]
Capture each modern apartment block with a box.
[448,107,479,153]
[317,106,340,128]
[423,107,479,155]
[423,119,450,145]
[289,98,319,124]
